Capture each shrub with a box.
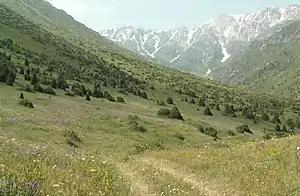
[224,104,237,117]
[104,91,115,102]
[116,96,125,103]
[43,86,56,95]
[271,113,281,124]
[19,99,34,108]
[197,125,205,133]
[236,124,253,134]
[242,107,255,119]
[19,92,24,99]
[86,94,91,101]
[33,83,43,93]
[166,97,173,104]
[198,98,205,107]
[227,130,236,136]
[169,106,184,120]
[275,124,281,132]
[131,121,147,133]
[215,104,220,111]
[263,133,272,140]
[261,112,270,121]
[157,108,171,117]
[190,99,195,104]
[204,106,213,116]
[282,124,287,132]
[200,126,218,138]
[285,119,295,129]
[174,133,185,141]
[63,129,82,148]
[128,115,146,133]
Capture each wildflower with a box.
[53,165,57,169]
[90,156,95,159]
[89,169,96,172]
[52,184,60,187]
[82,157,86,161]
[297,147,300,151]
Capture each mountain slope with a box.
[0,0,143,59]
[213,20,300,98]
[101,5,300,75]
[1,2,300,196]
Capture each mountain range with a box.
[100,4,300,76]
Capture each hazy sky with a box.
[47,0,299,31]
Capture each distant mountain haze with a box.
[100,5,300,75]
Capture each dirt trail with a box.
[115,162,158,196]
[139,156,225,196]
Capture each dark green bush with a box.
[169,106,184,120]
[33,83,43,93]
[167,97,173,104]
[227,130,236,136]
[263,133,272,140]
[236,124,253,134]
[157,108,171,117]
[204,106,213,116]
[116,96,125,103]
[63,129,82,148]
[86,94,91,101]
[19,99,34,108]
[174,133,185,141]
[43,86,56,95]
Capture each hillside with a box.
[0,0,144,59]
[0,1,300,196]
[214,20,300,98]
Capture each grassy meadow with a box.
[0,2,300,195]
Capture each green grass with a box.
[149,136,300,195]
[1,81,299,195]
[0,2,300,195]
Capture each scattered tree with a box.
[31,71,38,85]
[19,92,24,99]
[117,96,125,103]
[271,113,281,124]
[204,106,213,116]
[190,99,195,104]
[157,108,171,117]
[169,106,184,120]
[86,94,91,101]
[275,124,281,132]
[261,112,270,121]
[236,124,253,134]
[19,99,34,108]
[167,97,173,104]
[198,98,205,107]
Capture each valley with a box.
[0,1,300,195]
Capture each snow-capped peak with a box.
[100,4,300,75]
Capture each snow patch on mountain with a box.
[220,41,231,62]
[100,4,300,75]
